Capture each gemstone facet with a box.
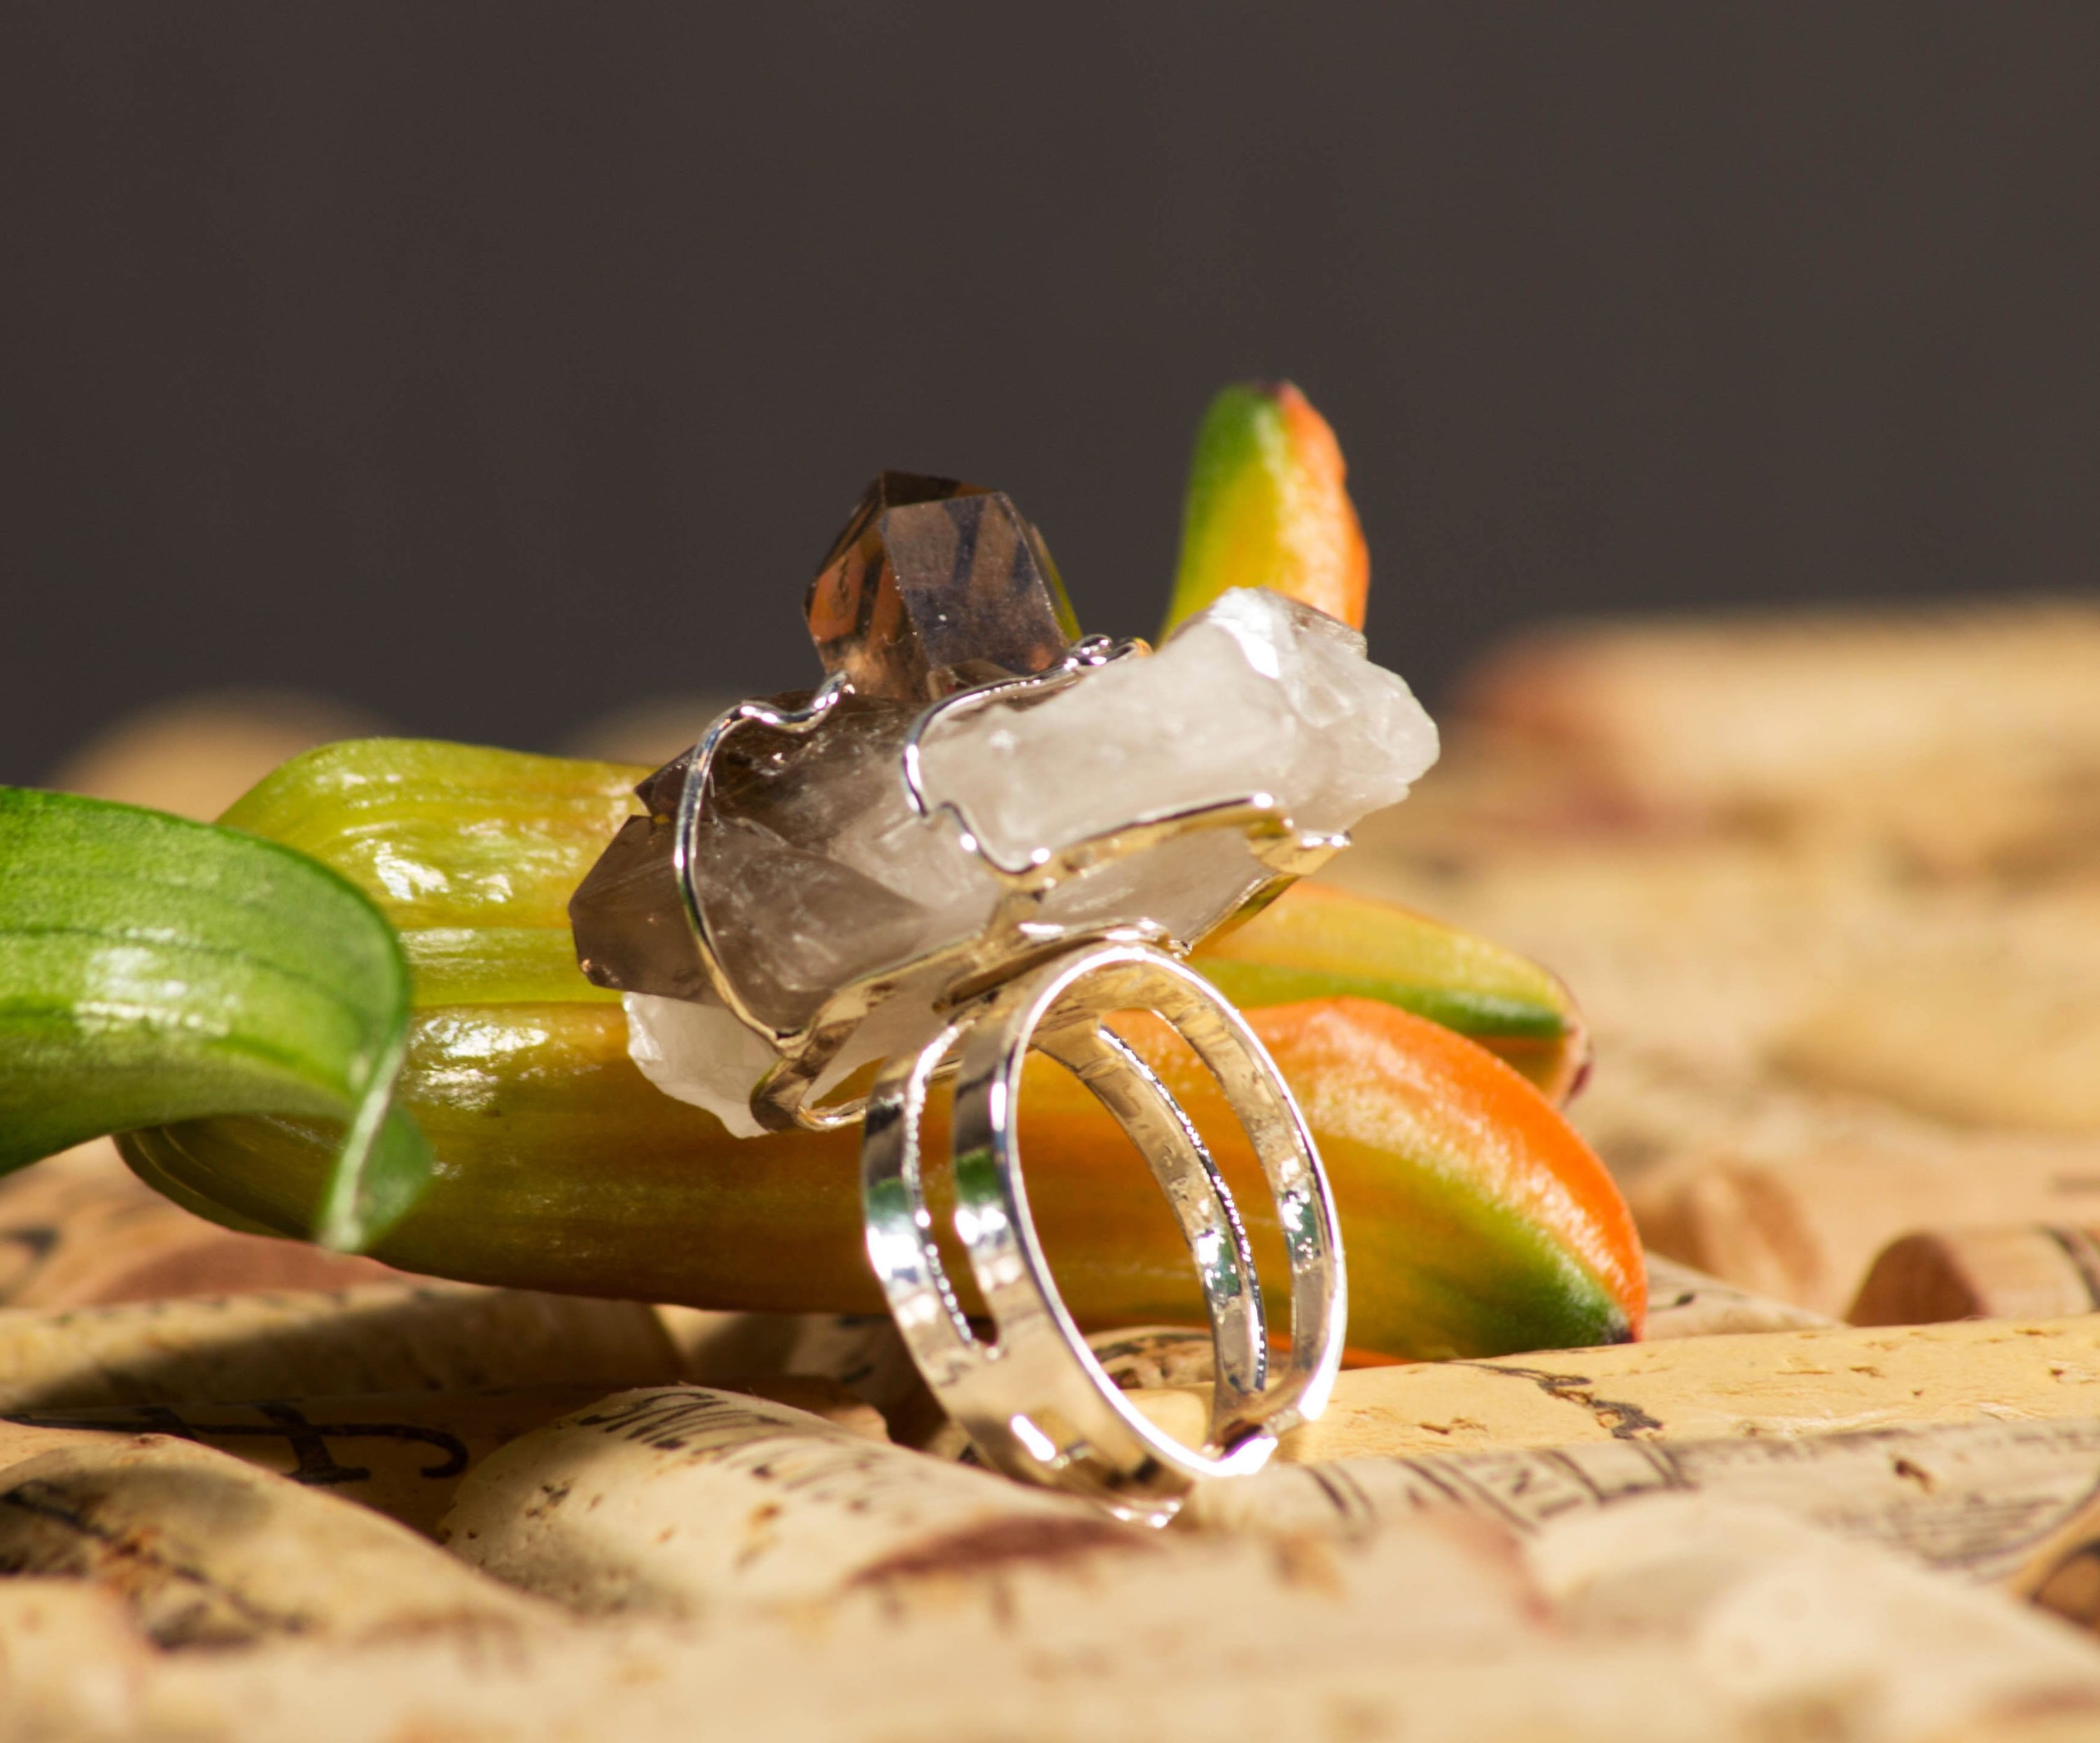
[805,472,1079,702]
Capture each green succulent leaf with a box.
[0,787,428,1250]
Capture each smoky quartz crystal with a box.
[805,471,1079,703]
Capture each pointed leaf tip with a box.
[1164,380,1370,638]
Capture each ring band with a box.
[860,938,1346,1523]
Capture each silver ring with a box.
[566,478,1376,1516]
[861,938,1345,1524]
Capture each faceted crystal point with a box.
[806,470,1079,702]
[811,470,981,573]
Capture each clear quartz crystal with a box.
[916,588,1438,861]
[627,587,1439,1130]
[627,992,783,1138]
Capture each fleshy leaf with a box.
[119,740,1642,1356]
[1164,381,1370,636]
[0,787,428,1250]
[216,738,641,1009]
[121,995,1642,1356]
[1193,881,1591,1102]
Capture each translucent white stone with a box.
[916,588,1438,861]
[628,958,956,1138]
[627,992,782,1138]
[629,588,1438,1130]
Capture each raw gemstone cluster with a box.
[569,476,1438,1135]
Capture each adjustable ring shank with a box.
[860,939,1346,1523]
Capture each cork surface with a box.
[1230,1317,2100,1462]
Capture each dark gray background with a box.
[6,4,2098,784]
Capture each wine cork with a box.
[0,1140,399,1309]
[1067,1278,1822,1415]
[1184,1414,2100,1590]
[1,1376,883,1539]
[0,1282,682,1413]
[0,1430,545,1646]
[1643,1252,1833,1338]
[1124,1315,2100,1464]
[1849,1226,2100,1326]
[0,1386,597,1538]
[440,1385,1142,1617]
[1631,1128,2100,1317]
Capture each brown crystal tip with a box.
[805,471,1082,703]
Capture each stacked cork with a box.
[8,604,2100,1742]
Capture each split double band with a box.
[861,938,1346,1524]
